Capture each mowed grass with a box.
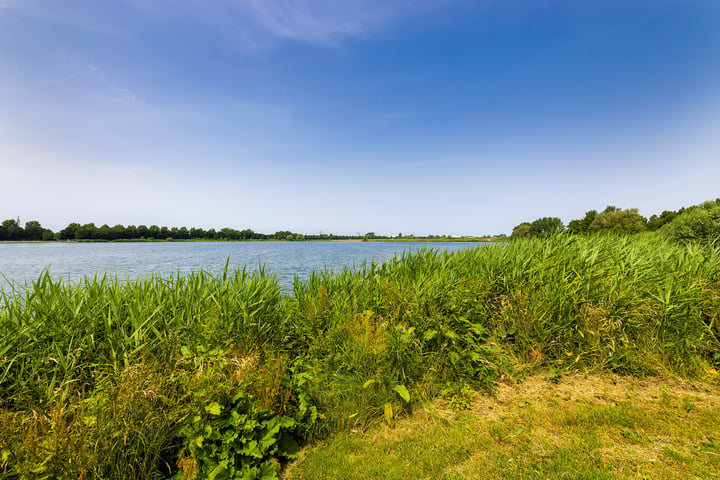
[287,374,720,480]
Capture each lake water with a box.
[0,241,489,290]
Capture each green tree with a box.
[41,229,56,241]
[24,220,44,241]
[512,222,532,238]
[98,224,112,240]
[60,223,81,240]
[567,210,598,234]
[1,219,23,240]
[588,208,647,234]
[76,223,98,240]
[663,204,720,244]
[647,210,678,231]
[530,217,565,236]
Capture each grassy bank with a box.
[288,374,720,479]
[1,234,719,478]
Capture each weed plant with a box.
[1,234,719,478]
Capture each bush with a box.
[663,204,720,244]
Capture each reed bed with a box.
[1,234,718,478]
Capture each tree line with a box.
[0,220,483,242]
[511,198,720,244]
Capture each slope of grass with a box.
[287,374,720,479]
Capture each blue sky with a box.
[1,0,719,236]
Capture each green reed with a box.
[1,234,719,478]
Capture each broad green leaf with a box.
[393,384,410,403]
[259,461,279,480]
[277,432,301,459]
[241,440,263,458]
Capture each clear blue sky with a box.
[1,0,719,236]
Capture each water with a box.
[0,241,488,290]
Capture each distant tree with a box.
[274,231,292,240]
[98,224,112,240]
[530,217,565,236]
[110,224,126,240]
[1,219,23,240]
[219,228,240,240]
[588,208,647,234]
[647,211,678,231]
[24,220,44,241]
[190,227,205,239]
[663,204,720,244]
[76,223,98,240]
[60,222,81,240]
[41,229,56,241]
[567,210,598,234]
[512,222,532,238]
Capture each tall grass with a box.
[1,234,719,478]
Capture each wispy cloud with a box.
[5,0,459,51]
[128,0,461,49]
[238,0,439,46]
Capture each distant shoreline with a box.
[1,237,499,244]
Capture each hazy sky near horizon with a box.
[1,0,719,236]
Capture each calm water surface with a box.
[0,241,488,290]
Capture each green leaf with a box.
[207,460,229,480]
[362,379,378,389]
[384,402,395,429]
[393,384,410,403]
[205,401,223,416]
[423,329,438,341]
[82,414,97,427]
[240,440,263,458]
[259,461,279,480]
[277,432,301,459]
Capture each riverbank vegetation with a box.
[512,198,720,243]
[2,233,719,478]
[0,219,499,243]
